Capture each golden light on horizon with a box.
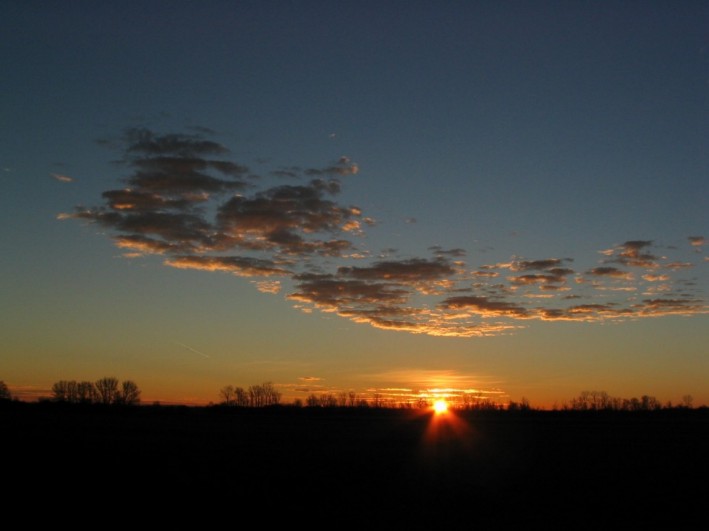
[433,399,449,414]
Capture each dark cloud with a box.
[429,246,467,257]
[304,156,359,177]
[603,240,659,268]
[216,179,361,256]
[126,157,249,197]
[512,258,571,271]
[587,266,632,279]
[338,258,455,282]
[64,127,707,338]
[620,240,653,254]
[124,128,229,157]
[289,274,410,310]
[69,207,216,253]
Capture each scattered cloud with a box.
[429,246,466,257]
[64,129,708,337]
[511,258,571,271]
[602,240,660,268]
[166,255,291,277]
[357,369,508,405]
[254,280,282,294]
[642,274,670,282]
[587,266,633,280]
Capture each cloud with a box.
[429,246,467,257]
[688,236,705,247]
[338,258,456,282]
[64,127,708,338]
[254,280,282,294]
[509,274,562,286]
[289,274,410,307]
[473,271,499,278]
[635,298,705,316]
[358,369,507,404]
[165,256,290,277]
[511,258,571,271]
[642,274,670,282]
[603,240,660,268]
[586,266,633,280]
[216,180,362,256]
[665,262,694,270]
[304,156,359,176]
[52,173,75,183]
[534,304,631,322]
[299,376,322,382]
[124,127,229,157]
[439,296,529,318]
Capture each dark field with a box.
[3,402,708,526]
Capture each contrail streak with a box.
[173,341,211,359]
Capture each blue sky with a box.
[2,1,707,406]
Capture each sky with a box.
[2,1,707,407]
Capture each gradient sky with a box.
[2,1,707,407]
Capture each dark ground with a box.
[3,402,707,527]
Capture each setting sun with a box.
[433,399,449,414]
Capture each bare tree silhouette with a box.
[94,377,120,405]
[51,380,73,402]
[221,382,281,407]
[77,381,97,403]
[0,381,11,400]
[119,380,141,405]
[681,394,694,409]
[220,385,235,406]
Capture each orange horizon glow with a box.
[433,399,449,414]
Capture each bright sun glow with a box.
[433,399,449,414]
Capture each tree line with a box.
[1,378,701,411]
[219,382,282,407]
[216,385,701,411]
[561,390,695,411]
[0,381,11,401]
[50,377,141,405]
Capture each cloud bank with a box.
[63,128,708,337]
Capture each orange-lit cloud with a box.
[64,128,708,338]
[254,280,282,294]
[587,266,634,280]
[359,369,508,406]
[642,274,670,282]
[165,256,290,277]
